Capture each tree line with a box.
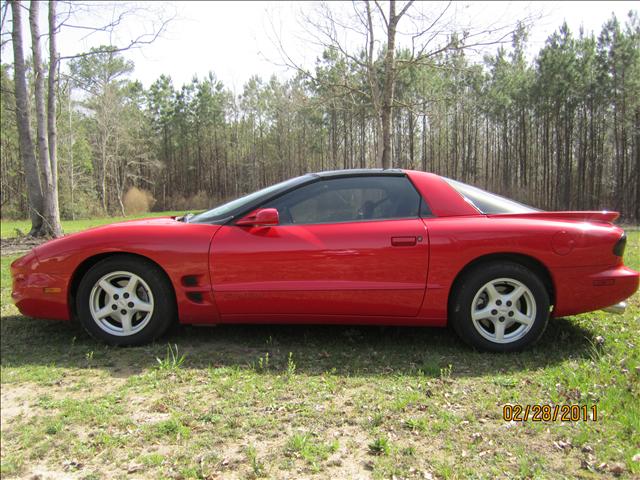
[1,7,639,230]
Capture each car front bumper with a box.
[11,251,70,321]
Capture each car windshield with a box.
[443,178,540,214]
[189,175,312,223]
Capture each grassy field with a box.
[0,217,638,479]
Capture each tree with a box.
[70,46,134,212]
[2,7,639,223]
[274,1,528,169]
[29,0,62,236]
[4,0,173,234]
[10,0,44,235]
[378,0,413,168]
[47,0,61,231]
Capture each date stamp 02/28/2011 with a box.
[503,404,598,422]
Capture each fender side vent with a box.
[182,275,199,287]
[186,292,203,303]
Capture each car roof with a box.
[311,168,405,179]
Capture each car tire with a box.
[449,262,550,352]
[76,255,176,346]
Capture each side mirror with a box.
[236,208,279,227]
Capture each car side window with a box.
[262,176,424,225]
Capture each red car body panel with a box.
[211,218,428,317]
[407,171,480,217]
[10,170,639,329]
[416,215,636,323]
[12,218,222,324]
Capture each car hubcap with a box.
[471,278,536,344]
[89,271,154,336]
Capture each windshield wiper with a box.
[179,213,194,223]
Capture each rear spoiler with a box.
[487,211,620,224]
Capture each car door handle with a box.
[391,236,417,246]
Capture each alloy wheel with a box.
[470,277,536,344]
[89,270,155,336]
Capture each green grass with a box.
[0,211,187,238]
[285,432,339,469]
[368,436,391,456]
[0,223,638,479]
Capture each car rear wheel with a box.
[76,256,175,346]
[450,262,550,352]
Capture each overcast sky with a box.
[4,1,638,92]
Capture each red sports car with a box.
[11,169,638,352]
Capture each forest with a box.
[1,6,639,227]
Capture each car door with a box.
[210,175,430,318]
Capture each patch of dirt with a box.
[1,236,47,256]
[22,465,77,480]
[130,410,171,425]
[0,384,36,427]
[1,373,124,429]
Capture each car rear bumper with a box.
[11,252,70,321]
[552,264,639,317]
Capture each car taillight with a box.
[613,233,626,257]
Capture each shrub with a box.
[162,191,212,212]
[123,187,155,215]
[188,190,210,210]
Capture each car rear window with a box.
[443,178,540,214]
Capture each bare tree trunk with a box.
[116,172,126,217]
[635,106,640,221]
[422,105,427,171]
[114,135,126,216]
[408,110,415,168]
[380,0,398,169]
[10,0,44,236]
[68,96,76,220]
[30,0,62,237]
[379,0,412,169]
[100,136,108,212]
[364,1,382,167]
[47,0,62,235]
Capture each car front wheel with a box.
[450,262,550,352]
[76,255,176,346]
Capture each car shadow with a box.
[0,314,597,379]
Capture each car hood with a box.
[90,216,181,229]
[33,216,218,261]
